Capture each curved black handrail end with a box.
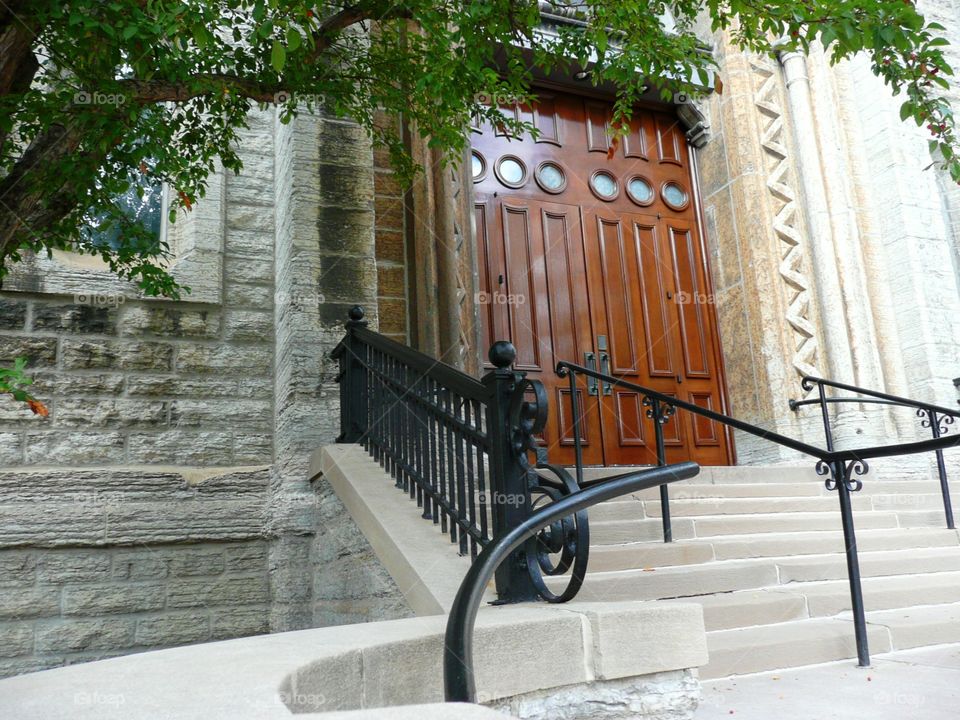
[443,461,701,704]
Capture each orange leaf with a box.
[27,399,49,417]
[178,191,193,210]
[606,136,620,160]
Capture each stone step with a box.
[626,482,823,500]
[893,509,956,528]
[775,546,960,583]
[571,546,960,603]
[572,558,781,602]
[701,618,893,678]
[591,495,874,521]
[688,570,960,632]
[865,602,960,650]
[706,526,958,561]
[587,527,959,571]
[579,465,820,485]
[690,510,900,538]
[597,492,959,522]
[589,509,904,545]
[800,571,960,618]
[692,588,809,632]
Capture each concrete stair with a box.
[565,465,960,678]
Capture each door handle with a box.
[676,373,683,385]
[584,352,598,396]
[599,352,612,395]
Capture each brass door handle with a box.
[584,352,598,396]
[599,353,612,396]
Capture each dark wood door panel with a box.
[472,89,732,466]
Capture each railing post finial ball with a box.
[489,341,517,369]
[346,305,368,329]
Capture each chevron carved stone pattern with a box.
[751,58,820,390]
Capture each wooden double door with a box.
[472,90,733,466]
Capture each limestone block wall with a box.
[0,467,271,678]
[0,110,281,677]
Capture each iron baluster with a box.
[644,396,673,543]
[922,409,955,530]
[817,459,870,667]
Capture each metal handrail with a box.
[443,462,701,703]
[790,375,959,531]
[557,360,960,463]
[554,358,960,669]
[798,375,960,418]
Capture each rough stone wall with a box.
[0,112,276,466]
[0,467,271,678]
[0,109,280,677]
[311,479,413,626]
[695,18,960,467]
[373,111,409,344]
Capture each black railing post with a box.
[644,396,673,543]
[832,459,871,668]
[482,341,540,604]
[336,305,369,443]
[927,410,956,530]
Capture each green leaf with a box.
[286,27,301,52]
[271,40,286,73]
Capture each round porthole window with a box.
[471,152,486,182]
[495,155,527,188]
[590,171,619,200]
[627,176,655,206]
[535,162,567,194]
[662,182,689,210]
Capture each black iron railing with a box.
[334,307,960,678]
[333,306,591,604]
[553,359,960,669]
[791,376,960,529]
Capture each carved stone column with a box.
[406,124,480,373]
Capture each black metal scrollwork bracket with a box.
[506,376,590,603]
[508,377,548,470]
[643,395,676,424]
[918,408,956,437]
[816,459,869,492]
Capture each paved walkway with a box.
[695,644,960,719]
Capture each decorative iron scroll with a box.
[508,377,548,467]
[526,463,590,603]
[816,459,868,492]
[918,408,956,436]
[643,395,676,424]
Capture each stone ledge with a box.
[0,466,271,547]
[0,600,707,719]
